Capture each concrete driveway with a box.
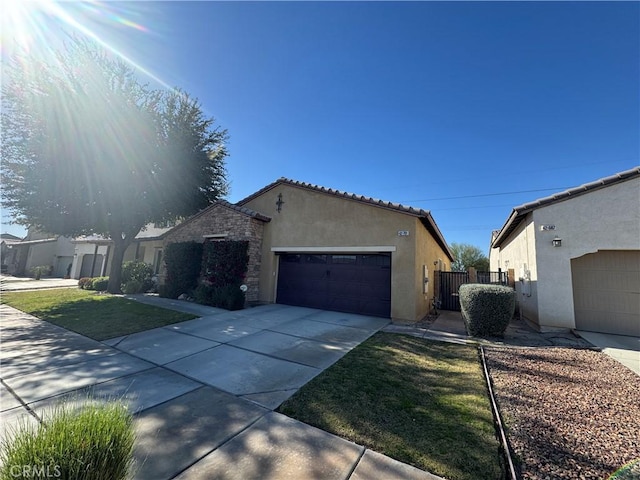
[0,300,441,480]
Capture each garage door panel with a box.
[276,253,391,318]
[572,250,640,336]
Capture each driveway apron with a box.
[1,300,441,479]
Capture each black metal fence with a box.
[436,270,509,311]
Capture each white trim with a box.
[203,233,228,239]
[271,246,396,253]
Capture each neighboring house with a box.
[1,233,22,273]
[490,167,640,336]
[2,229,75,277]
[70,224,175,279]
[166,178,453,323]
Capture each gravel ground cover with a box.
[485,347,640,479]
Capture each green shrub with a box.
[30,265,50,280]
[161,242,203,299]
[459,284,515,337]
[121,260,154,293]
[0,401,135,480]
[78,277,93,289]
[194,283,245,310]
[121,280,143,295]
[201,241,249,287]
[90,276,109,291]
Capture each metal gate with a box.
[438,272,469,311]
[437,270,509,311]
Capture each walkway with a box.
[384,310,639,376]
[1,301,442,480]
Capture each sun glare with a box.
[1,0,171,90]
[1,0,55,56]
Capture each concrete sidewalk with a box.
[0,275,78,291]
[1,302,443,479]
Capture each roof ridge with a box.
[215,198,271,221]
[492,166,640,248]
[245,177,431,217]
[513,165,640,212]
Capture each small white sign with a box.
[397,230,410,236]
[540,225,556,231]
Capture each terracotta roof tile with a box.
[237,177,453,261]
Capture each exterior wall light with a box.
[552,236,562,247]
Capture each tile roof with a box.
[237,177,453,261]
[492,166,640,248]
[238,177,433,216]
[216,199,271,222]
[175,199,271,225]
[72,201,270,244]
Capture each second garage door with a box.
[276,253,391,317]
[571,250,640,336]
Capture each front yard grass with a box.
[277,333,503,480]
[0,289,197,341]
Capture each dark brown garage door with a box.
[276,253,391,317]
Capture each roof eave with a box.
[421,213,455,262]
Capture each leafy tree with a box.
[1,39,228,293]
[450,243,490,272]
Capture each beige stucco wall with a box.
[491,177,640,330]
[491,215,539,325]
[242,183,450,322]
[415,220,452,320]
[533,177,640,330]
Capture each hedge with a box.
[459,284,515,337]
[201,241,249,288]
[161,241,203,299]
[193,284,245,310]
[121,260,154,293]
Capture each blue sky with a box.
[2,1,638,253]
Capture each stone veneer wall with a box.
[162,204,266,303]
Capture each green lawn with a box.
[0,289,197,340]
[277,333,504,480]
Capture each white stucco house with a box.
[2,229,75,277]
[490,167,640,337]
[70,224,174,279]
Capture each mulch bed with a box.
[485,347,640,479]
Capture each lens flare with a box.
[1,0,170,90]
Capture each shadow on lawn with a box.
[277,333,504,480]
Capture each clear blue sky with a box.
[2,1,638,254]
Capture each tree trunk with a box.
[107,233,135,294]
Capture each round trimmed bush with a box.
[90,276,110,291]
[459,284,515,337]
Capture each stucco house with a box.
[70,224,175,279]
[1,233,23,273]
[164,178,453,323]
[490,167,640,336]
[2,229,75,277]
